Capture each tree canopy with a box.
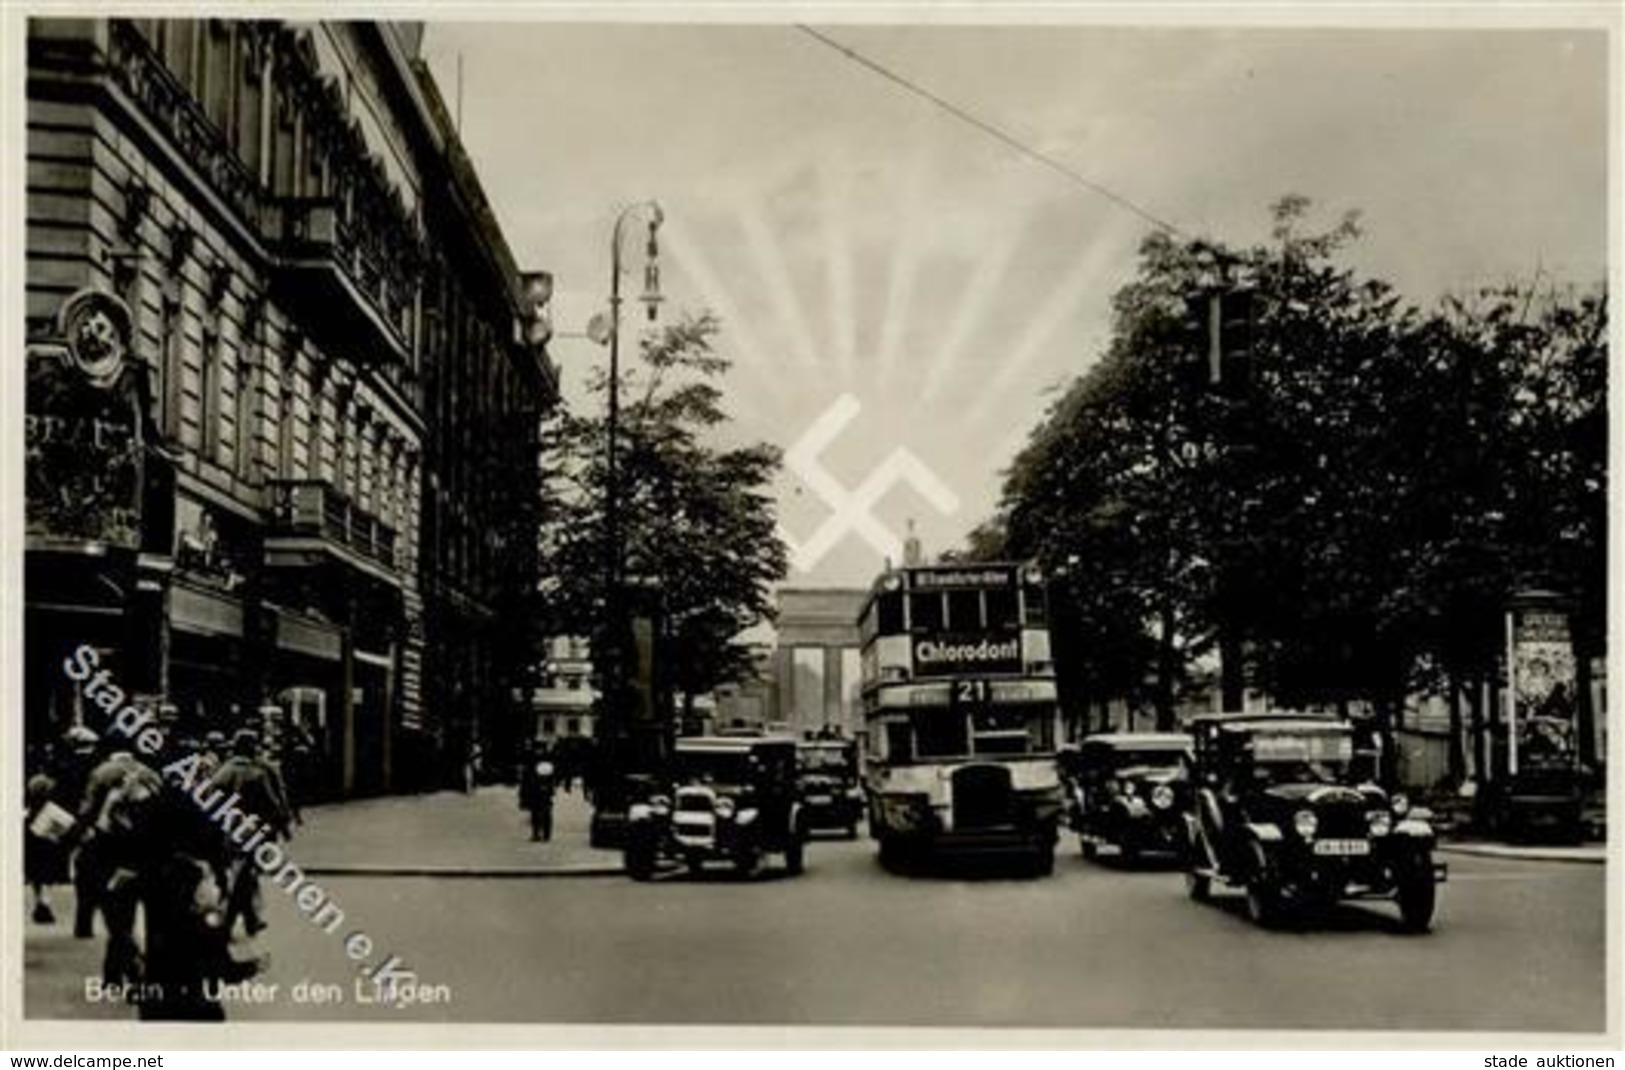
[538,312,788,712]
[979,197,1606,743]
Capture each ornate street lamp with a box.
[595,201,664,782]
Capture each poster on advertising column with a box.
[1509,603,1579,772]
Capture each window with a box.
[912,710,968,760]
[947,589,982,631]
[199,324,221,462]
[971,708,1035,756]
[541,717,556,738]
[985,587,1019,630]
[565,717,580,737]
[884,721,913,764]
[203,21,234,136]
[909,592,943,633]
[876,592,904,635]
[1022,584,1049,626]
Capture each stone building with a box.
[771,588,867,738]
[24,18,557,797]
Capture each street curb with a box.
[1437,842,1606,865]
[301,863,624,878]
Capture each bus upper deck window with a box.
[1022,585,1049,625]
[910,592,944,632]
[947,589,982,631]
[985,587,1018,630]
[876,592,904,634]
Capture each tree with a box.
[537,312,788,732]
[979,195,1607,773]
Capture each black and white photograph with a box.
[5,3,1617,1047]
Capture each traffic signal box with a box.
[1186,288,1257,393]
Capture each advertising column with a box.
[1505,591,1578,778]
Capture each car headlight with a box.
[714,797,736,819]
[846,787,865,801]
[1367,810,1392,837]
[1151,785,1175,810]
[1390,793,1410,817]
[1121,781,1138,798]
[1293,809,1318,839]
[735,808,758,826]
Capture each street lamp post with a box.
[598,201,664,778]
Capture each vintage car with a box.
[796,738,864,838]
[1482,716,1588,844]
[623,736,808,880]
[1183,712,1446,931]
[1059,733,1192,862]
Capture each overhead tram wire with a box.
[794,24,1186,240]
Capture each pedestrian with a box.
[73,741,142,943]
[519,745,556,842]
[142,780,265,1021]
[80,747,164,985]
[208,729,294,938]
[24,747,75,925]
[199,730,226,779]
[284,719,316,825]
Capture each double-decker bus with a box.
[857,561,1064,874]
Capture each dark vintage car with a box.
[1482,716,1588,844]
[1059,733,1192,862]
[1184,712,1446,931]
[623,736,808,880]
[796,739,864,838]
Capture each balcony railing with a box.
[105,20,267,233]
[268,479,398,573]
[267,196,415,365]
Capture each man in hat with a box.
[207,729,293,937]
[78,746,163,982]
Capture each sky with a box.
[420,18,1609,592]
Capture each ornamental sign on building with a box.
[25,290,148,549]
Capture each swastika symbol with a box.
[778,394,960,574]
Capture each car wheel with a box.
[1245,842,1282,927]
[845,821,860,841]
[878,835,907,873]
[785,835,806,877]
[685,853,705,876]
[1033,840,1055,877]
[1185,867,1212,903]
[624,837,656,882]
[733,849,761,879]
[1080,838,1098,860]
[1396,856,1437,934]
[1245,877,1283,928]
[1118,841,1140,866]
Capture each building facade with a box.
[24,18,556,797]
[532,636,597,744]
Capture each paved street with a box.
[25,790,1605,1032]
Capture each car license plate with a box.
[1313,839,1370,856]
